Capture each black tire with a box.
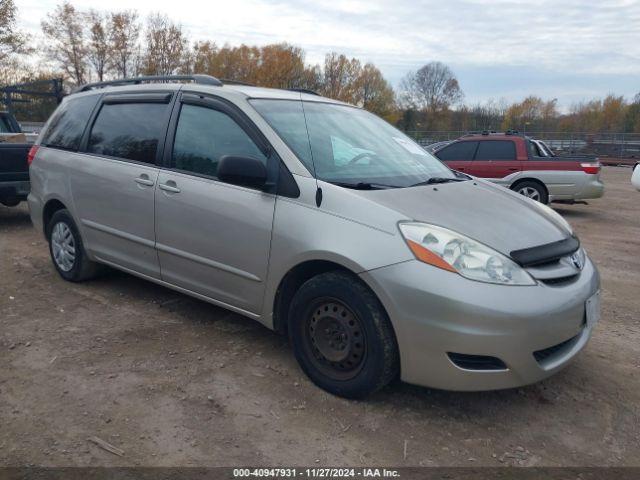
[288,271,399,399]
[512,180,548,204]
[47,209,101,282]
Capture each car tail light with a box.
[581,162,600,175]
[27,145,39,166]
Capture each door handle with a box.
[134,175,155,186]
[507,167,518,171]
[159,182,181,193]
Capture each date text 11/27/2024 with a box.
[232,468,401,478]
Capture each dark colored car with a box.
[0,111,32,207]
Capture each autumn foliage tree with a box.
[30,1,640,134]
[109,11,141,78]
[0,0,29,65]
[501,96,558,131]
[41,2,88,85]
[142,14,188,76]
[87,10,110,81]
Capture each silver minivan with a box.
[28,75,600,398]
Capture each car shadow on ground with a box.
[552,206,601,220]
[89,267,553,414]
[0,205,32,227]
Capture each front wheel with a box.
[289,271,399,398]
[47,209,101,282]
[513,181,548,204]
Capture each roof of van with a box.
[70,81,350,106]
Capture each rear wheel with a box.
[289,271,399,398]
[513,181,548,204]
[47,209,101,282]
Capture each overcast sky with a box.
[16,0,640,109]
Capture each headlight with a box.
[399,222,536,286]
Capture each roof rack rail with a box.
[288,88,320,96]
[74,74,223,93]
[220,79,255,86]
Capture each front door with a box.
[470,139,520,179]
[435,140,478,173]
[70,94,174,278]
[154,94,277,315]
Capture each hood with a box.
[359,179,571,255]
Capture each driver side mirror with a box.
[217,155,268,190]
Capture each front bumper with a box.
[360,257,600,391]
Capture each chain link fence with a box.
[406,131,640,159]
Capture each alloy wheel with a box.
[51,222,76,272]
[517,186,541,201]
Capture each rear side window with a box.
[475,140,516,161]
[172,104,266,178]
[41,95,98,150]
[435,141,478,161]
[87,102,169,164]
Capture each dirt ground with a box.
[1,166,639,468]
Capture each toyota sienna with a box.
[27,75,601,398]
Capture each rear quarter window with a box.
[41,95,99,151]
[475,140,516,161]
[435,141,478,161]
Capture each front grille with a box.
[447,352,508,371]
[533,335,578,364]
[541,274,579,286]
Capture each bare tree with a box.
[41,2,88,85]
[142,13,188,76]
[399,61,463,112]
[109,11,141,78]
[0,0,30,65]
[87,10,110,81]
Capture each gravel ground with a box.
[1,166,639,467]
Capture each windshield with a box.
[251,99,458,188]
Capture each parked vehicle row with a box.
[0,111,32,207]
[431,132,604,204]
[27,75,600,398]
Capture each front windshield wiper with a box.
[409,177,467,187]
[331,181,400,190]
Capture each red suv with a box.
[433,132,604,204]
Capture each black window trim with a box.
[472,139,517,161]
[102,92,173,105]
[79,90,177,167]
[162,90,299,198]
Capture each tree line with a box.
[1,0,639,133]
